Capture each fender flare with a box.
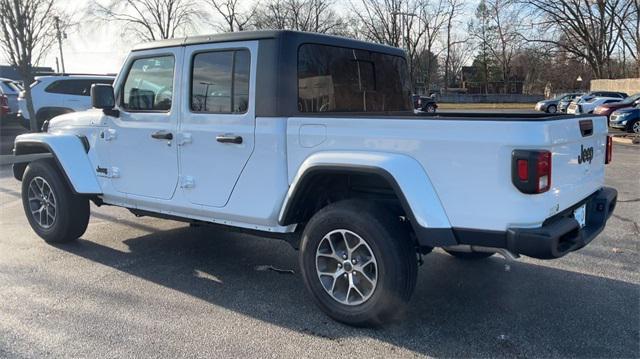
[279,151,456,246]
[14,133,102,194]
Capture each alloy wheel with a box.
[315,229,378,306]
[27,176,57,229]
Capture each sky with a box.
[25,0,476,75]
[41,0,146,74]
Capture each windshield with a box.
[621,93,640,104]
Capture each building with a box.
[0,65,55,84]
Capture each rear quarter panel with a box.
[287,115,607,231]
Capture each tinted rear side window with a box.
[191,49,250,113]
[297,44,411,113]
[45,79,113,96]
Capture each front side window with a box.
[191,49,250,113]
[122,56,175,111]
[298,44,412,113]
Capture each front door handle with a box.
[216,134,243,144]
[151,130,173,140]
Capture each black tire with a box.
[628,120,640,134]
[21,159,89,243]
[547,104,557,114]
[443,249,494,260]
[424,104,436,113]
[299,199,418,326]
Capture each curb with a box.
[611,136,639,145]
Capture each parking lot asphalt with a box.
[0,119,27,155]
[0,142,638,358]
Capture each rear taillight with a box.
[536,151,551,192]
[605,136,613,164]
[512,150,552,194]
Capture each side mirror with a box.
[91,84,114,109]
[91,84,119,117]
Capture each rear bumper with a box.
[418,187,618,259]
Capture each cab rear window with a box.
[297,44,412,113]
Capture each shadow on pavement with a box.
[52,225,639,358]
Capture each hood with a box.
[538,99,556,105]
[612,107,640,115]
[48,109,105,131]
[598,102,630,110]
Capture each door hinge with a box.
[100,128,117,141]
[177,132,192,146]
[180,175,195,188]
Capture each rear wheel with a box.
[424,104,436,113]
[444,249,494,260]
[299,200,417,326]
[21,159,89,243]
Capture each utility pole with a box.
[54,16,66,74]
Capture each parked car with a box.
[593,93,640,118]
[534,93,582,113]
[560,91,628,113]
[412,94,438,113]
[13,30,617,327]
[17,74,115,129]
[609,104,640,133]
[0,77,21,115]
[567,96,622,115]
[0,93,9,121]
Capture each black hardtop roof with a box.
[131,30,405,57]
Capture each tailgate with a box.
[547,115,607,212]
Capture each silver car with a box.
[0,77,22,115]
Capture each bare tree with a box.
[442,33,473,89]
[252,0,345,34]
[0,0,59,131]
[519,0,629,79]
[93,0,201,41]
[415,0,448,90]
[468,0,493,93]
[442,0,464,90]
[469,0,524,93]
[208,0,255,32]
[614,0,639,76]
[349,0,449,90]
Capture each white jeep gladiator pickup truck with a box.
[13,31,617,326]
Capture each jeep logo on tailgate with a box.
[578,145,594,164]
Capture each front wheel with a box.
[629,120,640,134]
[299,200,418,326]
[21,159,90,243]
[547,105,557,114]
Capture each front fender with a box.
[14,133,102,194]
[280,151,455,246]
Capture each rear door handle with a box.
[216,134,243,144]
[151,130,173,140]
